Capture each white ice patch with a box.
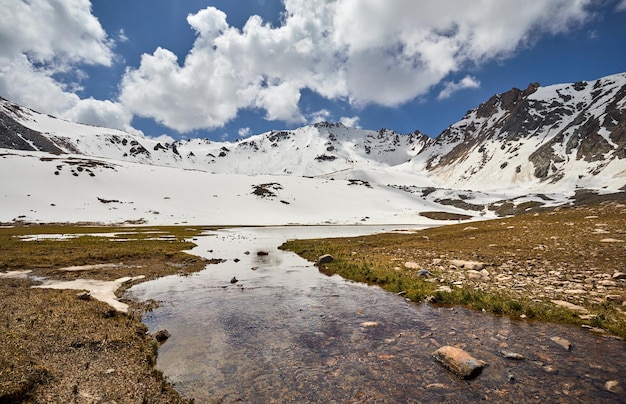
[0,270,33,278]
[34,276,145,313]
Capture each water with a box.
[126,226,626,403]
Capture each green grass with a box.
[281,202,626,339]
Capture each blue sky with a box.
[1,1,626,141]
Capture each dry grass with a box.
[0,225,214,403]
[281,201,626,339]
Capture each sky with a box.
[1,0,626,142]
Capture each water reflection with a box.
[126,226,625,403]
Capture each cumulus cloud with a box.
[119,0,593,133]
[238,127,251,137]
[63,97,137,134]
[0,0,125,130]
[437,76,481,100]
[309,109,331,124]
[340,116,361,128]
[0,0,113,66]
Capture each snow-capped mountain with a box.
[0,99,429,177]
[1,72,625,225]
[410,72,626,193]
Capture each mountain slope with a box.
[409,73,626,192]
[0,98,430,177]
[1,72,625,225]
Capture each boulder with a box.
[316,254,335,266]
[432,346,486,379]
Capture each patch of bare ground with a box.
[0,226,213,403]
[419,211,473,221]
[282,200,626,339]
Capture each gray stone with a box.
[76,291,91,301]
[432,346,486,379]
[551,336,571,351]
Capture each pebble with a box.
[76,291,91,301]
[605,380,623,394]
[500,350,525,360]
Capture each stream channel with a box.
[125,226,626,403]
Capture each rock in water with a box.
[551,336,571,351]
[432,346,486,379]
[316,254,335,266]
[154,329,171,343]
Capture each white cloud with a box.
[617,0,626,11]
[309,109,331,123]
[340,116,361,128]
[118,29,129,43]
[62,97,137,134]
[0,0,125,131]
[151,134,175,143]
[238,127,251,137]
[119,0,593,132]
[0,54,80,115]
[437,76,481,100]
[0,0,113,66]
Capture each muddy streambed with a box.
[125,226,625,403]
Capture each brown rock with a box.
[432,346,486,379]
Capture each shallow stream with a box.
[126,226,625,403]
